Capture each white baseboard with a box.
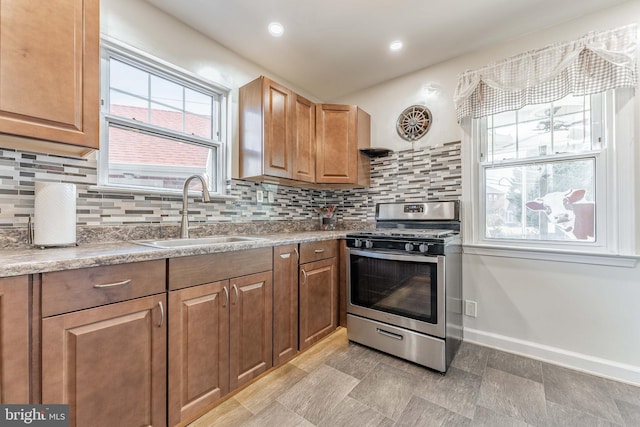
[464,327,640,387]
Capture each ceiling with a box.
[147,0,629,100]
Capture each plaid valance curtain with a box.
[454,24,637,121]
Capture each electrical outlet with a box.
[268,191,275,203]
[256,190,264,203]
[464,300,478,317]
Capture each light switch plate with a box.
[256,190,264,203]
[268,192,275,203]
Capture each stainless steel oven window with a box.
[347,249,446,338]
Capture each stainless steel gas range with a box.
[345,201,462,373]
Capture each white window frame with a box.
[462,89,637,266]
[97,38,230,197]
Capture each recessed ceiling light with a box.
[390,40,403,52]
[268,22,284,37]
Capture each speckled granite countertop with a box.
[0,231,349,278]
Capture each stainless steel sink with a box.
[134,236,265,248]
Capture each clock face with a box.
[396,105,432,141]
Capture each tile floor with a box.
[189,328,640,427]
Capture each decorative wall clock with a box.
[396,105,432,141]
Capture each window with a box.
[479,94,603,244]
[456,25,637,259]
[99,41,227,194]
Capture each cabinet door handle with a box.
[280,252,291,259]
[158,301,164,328]
[232,284,239,305]
[314,249,325,254]
[294,247,299,262]
[93,279,131,289]
[223,286,229,307]
[301,269,308,285]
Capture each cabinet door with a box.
[168,281,230,426]
[315,104,357,183]
[42,294,166,427]
[0,0,99,150]
[263,78,294,179]
[272,245,299,366]
[299,257,338,350]
[292,94,316,182]
[0,276,30,403]
[229,271,273,390]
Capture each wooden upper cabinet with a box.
[240,76,295,180]
[263,79,294,178]
[292,94,316,182]
[316,104,370,186]
[0,0,99,155]
[239,76,370,187]
[0,276,30,404]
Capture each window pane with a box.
[110,90,149,123]
[109,59,148,98]
[151,75,183,110]
[107,125,216,192]
[485,158,595,242]
[485,95,595,162]
[185,89,213,139]
[150,102,183,133]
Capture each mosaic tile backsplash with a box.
[0,141,460,246]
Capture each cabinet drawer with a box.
[169,247,273,290]
[299,240,338,264]
[42,260,166,317]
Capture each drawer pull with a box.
[294,247,300,261]
[301,269,308,285]
[314,249,325,253]
[376,328,403,340]
[158,301,165,327]
[93,279,131,289]
[280,253,291,259]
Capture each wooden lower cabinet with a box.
[230,271,273,389]
[272,245,299,366]
[168,280,229,427]
[41,294,166,427]
[299,257,338,350]
[168,271,272,425]
[0,275,30,403]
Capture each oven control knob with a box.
[354,239,363,248]
[405,243,414,252]
[365,240,374,249]
[419,243,430,253]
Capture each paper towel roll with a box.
[34,182,77,247]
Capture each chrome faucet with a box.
[180,174,212,238]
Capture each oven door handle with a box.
[349,248,440,263]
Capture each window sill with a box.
[87,185,239,201]
[463,243,639,268]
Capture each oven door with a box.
[347,248,445,338]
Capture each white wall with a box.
[336,0,640,385]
